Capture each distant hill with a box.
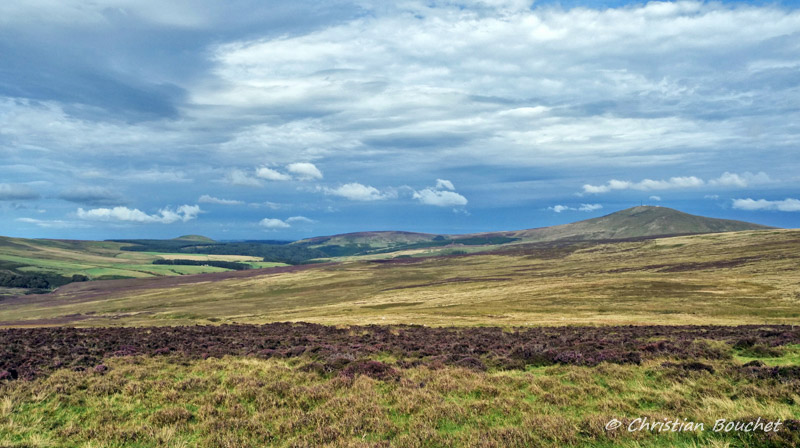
[293,206,774,256]
[299,231,438,248]
[173,235,215,243]
[503,206,774,242]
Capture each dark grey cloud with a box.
[58,186,126,206]
[0,183,39,201]
[0,0,367,120]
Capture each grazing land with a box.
[0,236,288,296]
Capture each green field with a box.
[0,236,288,287]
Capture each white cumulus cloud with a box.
[287,162,323,181]
[709,171,770,187]
[413,179,468,207]
[413,188,468,207]
[77,205,201,223]
[583,172,770,194]
[256,166,292,181]
[287,216,315,224]
[584,176,704,193]
[578,204,603,212]
[732,198,800,212]
[259,218,291,229]
[198,195,244,205]
[548,204,603,213]
[435,179,455,191]
[324,183,388,201]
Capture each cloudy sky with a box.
[2,0,799,240]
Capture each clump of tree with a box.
[313,244,375,257]
[454,236,519,245]
[0,273,88,290]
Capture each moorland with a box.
[1,206,798,447]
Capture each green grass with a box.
[1,355,797,447]
[734,344,800,366]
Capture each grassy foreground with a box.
[2,352,799,448]
[1,324,799,447]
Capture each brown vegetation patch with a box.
[2,323,798,381]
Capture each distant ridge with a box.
[295,206,774,251]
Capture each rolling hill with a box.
[294,206,774,256]
[0,206,776,295]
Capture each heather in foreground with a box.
[1,324,799,447]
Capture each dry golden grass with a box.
[2,229,799,327]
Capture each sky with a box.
[1,0,799,240]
